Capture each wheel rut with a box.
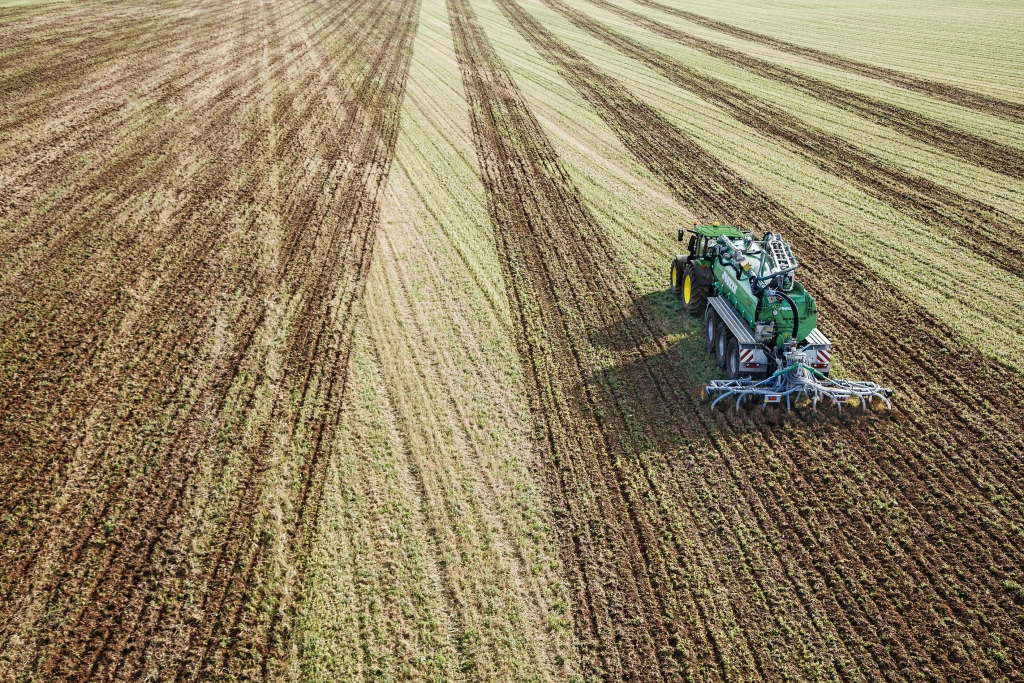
[447,0,714,678]
[0,0,420,678]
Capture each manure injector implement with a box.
[670,223,892,411]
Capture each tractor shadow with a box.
[586,289,882,431]
[589,288,721,386]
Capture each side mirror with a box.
[677,228,685,242]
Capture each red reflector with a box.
[834,396,847,402]
[811,363,827,369]
[744,363,760,368]
[765,395,781,403]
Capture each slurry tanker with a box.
[670,223,892,411]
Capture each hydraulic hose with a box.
[755,288,800,345]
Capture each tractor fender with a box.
[691,264,714,286]
[673,255,690,277]
[675,257,714,287]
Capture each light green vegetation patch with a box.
[598,0,1024,212]
[294,0,578,677]
[294,320,462,683]
[644,0,1024,104]
[0,0,69,7]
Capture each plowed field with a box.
[2,0,1022,680]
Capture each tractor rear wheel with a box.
[715,322,730,368]
[669,258,684,297]
[682,264,708,316]
[726,338,741,380]
[705,310,718,353]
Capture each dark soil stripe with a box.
[0,0,419,677]
[168,0,422,677]
[446,0,722,678]
[629,0,1024,127]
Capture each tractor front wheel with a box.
[682,263,708,316]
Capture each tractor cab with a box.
[677,222,744,264]
[671,222,745,315]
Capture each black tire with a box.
[715,322,730,368]
[705,309,718,353]
[681,263,709,316]
[725,338,741,380]
[669,258,684,297]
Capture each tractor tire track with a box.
[0,3,266,595]
[0,0,194,122]
[0,0,352,579]
[194,2,420,678]
[447,0,715,678]
[163,0,421,678]
[0,4,286,677]
[31,18,285,681]
[0,0,256,579]
[629,0,1024,127]
[576,0,1024,182]
[545,0,1024,272]
[4,0,368,671]
[493,0,1024,678]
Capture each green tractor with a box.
[671,223,891,411]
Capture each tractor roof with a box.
[693,223,745,238]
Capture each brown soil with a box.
[464,0,1024,678]
[447,0,682,677]
[0,0,419,677]
[550,0,1024,270]
[630,0,1024,127]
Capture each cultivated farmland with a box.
[1,0,1022,680]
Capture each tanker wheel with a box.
[725,338,741,380]
[705,309,718,353]
[682,264,708,316]
[715,322,730,368]
[669,258,683,297]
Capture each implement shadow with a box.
[588,290,878,443]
